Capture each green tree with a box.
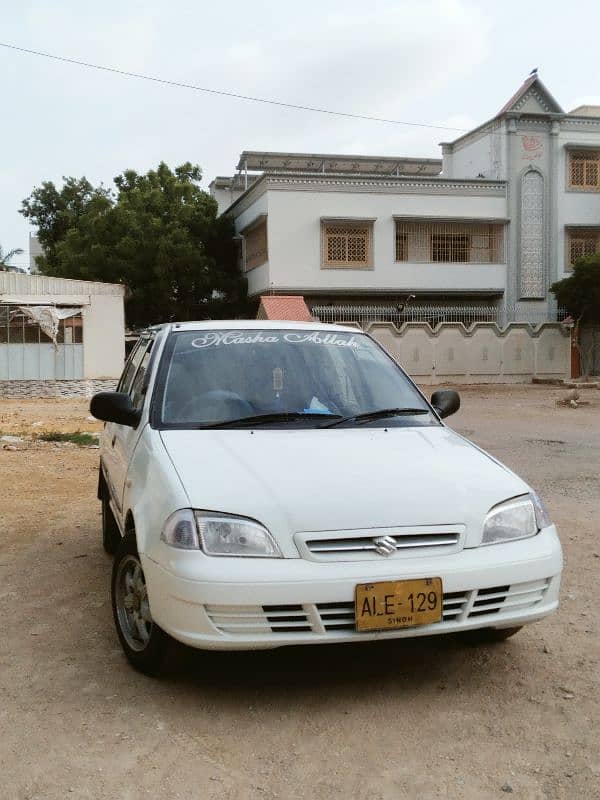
[20,177,112,273]
[551,254,600,324]
[0,244,25,270]
[20,163,247,327]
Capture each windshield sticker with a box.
[190,331,361,349]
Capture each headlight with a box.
[161,509,200,550]
[196,511,282,557]
[481,494,541,546]
[161,509,282,557]
[530,490,552,529]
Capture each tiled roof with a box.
[257,295,313,322]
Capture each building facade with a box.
[211,75,600,323]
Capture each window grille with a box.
[322,222,373,269]
[311,303,566,327]
[395,232,408,261]
[567,228,600,268]
[569,151,600,190]
[431,233,470,263]
[245,220,268,271]
[395,221,504,263]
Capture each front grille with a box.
[302,529,462,561]
[204,578,550,638]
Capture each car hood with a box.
[159,426,529,551]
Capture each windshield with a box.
[155,328,434,428]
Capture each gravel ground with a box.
[0,386,599,800]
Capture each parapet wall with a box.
[366,321,570,385]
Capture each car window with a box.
[129,340,154,409]
[118,338,149,395]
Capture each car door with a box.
[103,336,154,523]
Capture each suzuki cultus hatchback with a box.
[91,322,562,675]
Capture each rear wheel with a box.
[101,493,121,555]
[458,626,523,645]
[111,530,170,675]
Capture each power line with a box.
[0,40,470,134]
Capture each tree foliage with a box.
[551,254,600,324]
[20,163,247,327]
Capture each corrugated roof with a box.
[257,295,313,322]
[0,272,126,297]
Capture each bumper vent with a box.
[205,579,551,638]
[468,579,550,618]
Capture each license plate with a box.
[355,577,443,632]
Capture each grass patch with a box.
[38,431,98,446]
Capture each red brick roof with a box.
[257,295,313,322]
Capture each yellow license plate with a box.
[355,578,443,632]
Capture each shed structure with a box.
[0,272,125,392]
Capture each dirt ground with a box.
[1,386,599,800]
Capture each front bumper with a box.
[141,526,562,650]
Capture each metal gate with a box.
[580,324,600,376]
[0,304,84,379]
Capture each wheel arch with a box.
[124,510,136,535]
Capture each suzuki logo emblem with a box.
[373,535,397,556]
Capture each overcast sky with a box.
[2,0,599,267]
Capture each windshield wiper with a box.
[321,407,430,428]
[195,411,344,429]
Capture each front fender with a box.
[122,427,189,555]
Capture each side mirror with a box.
[431,389,460,419]
[90,392,141,427]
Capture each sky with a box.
[2,0,600,268]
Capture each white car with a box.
[91,321,562,675]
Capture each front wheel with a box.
[111,531,170,675]
[457,626,523,645]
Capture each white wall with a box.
[369,321,570,384]
[443,126,506,180]
[242,188,508,297]
[235,194,270,294]
[82,295,125,379]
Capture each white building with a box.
[0,272,126,395]
[211,74,600,323]
[28,233,44,274]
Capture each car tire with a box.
[457,626,523,645]
[101,493,122,555]
[111,530,170,676]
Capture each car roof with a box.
[146,320,363,335]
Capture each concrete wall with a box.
[366,321,569,385]
[443,125,506,181]
[239,187,508,297]
[82,294,125,378]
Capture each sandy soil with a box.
[0,385,599,800]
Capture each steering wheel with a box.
[177,390,253,421]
